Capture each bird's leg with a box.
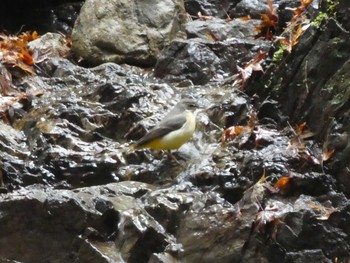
[166,150,180,163]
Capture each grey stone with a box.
[72,0,187,67]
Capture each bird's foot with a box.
[166,150,181,164]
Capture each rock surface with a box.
[185,0,239,19]
[154,18,268,84]
[247,6,350,196]
[72,0,187,67]
[0,0,350,262]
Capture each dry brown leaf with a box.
[239,171,271,211]
[206,33,220,42]
[277,22,304,52]
[0,31,38,75]
[255,0,278,39]
[237,50,266,85]
[287,0,314,16]
[297,121,307,134]
[308,200,336,221]
[222,125,247,145]
[322,148,335,161]
[221,112,257,146]
[289,122,314,151]
[253,201,291,238]
[237,15,252,21]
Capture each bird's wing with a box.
[134,114,186,147]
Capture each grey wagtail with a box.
[132,99,197,152]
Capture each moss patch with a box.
[312,0,339,27]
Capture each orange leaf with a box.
[0,31,37,74]
[222,126,245,142]
[273,177,293,191]
[237,15,251,21]
[255,0,278,39]
[297,121,307,134]
[16,60,35,74]
[308,200,336,221]
[19,48,34,65]
[322,148,335,161]
[206,33,220,42]
[221,124,254,147]
[290,0,314,16]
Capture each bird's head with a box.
[177,99,198,111]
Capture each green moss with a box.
[272,44,286,64]
[312,0,339,27]
[311,12,329,27]
[326,0,338,14]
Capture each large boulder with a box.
[72,0,187,67]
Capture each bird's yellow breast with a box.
[140,110,196,150]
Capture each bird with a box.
[132,99,197,154]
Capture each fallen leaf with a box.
[287,0,314,16]
[206,33,220,42]
[322,148,335,161]
[237,15,251,21]
[237,50,267,85]
[273,176,293,192]
[0,31,38,75]
[255,0,278,39]
[242,200,291,254]
[308,200,336,221]
[288,121,314,151]
[221,112,257,146]
[252,200,292,238]
[241,171,271,211]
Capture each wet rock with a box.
[229,0,295,19]
[27,33,71,61]
[246,4,350,195]
[3,55,216,190]
[335,0,350,31]
[285,249,332,263]
[72,0,187,67]
[149,252,180,263]
[153,8,271,85]
[154,36,268,85]
[185,0,239,19]
[153,17,269,84]
[185,18,260,40]
[0,181,245,263]
[229,0,279,19]
[0,182,157,263]
[1,0,350,262]
[154,39,220,84]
